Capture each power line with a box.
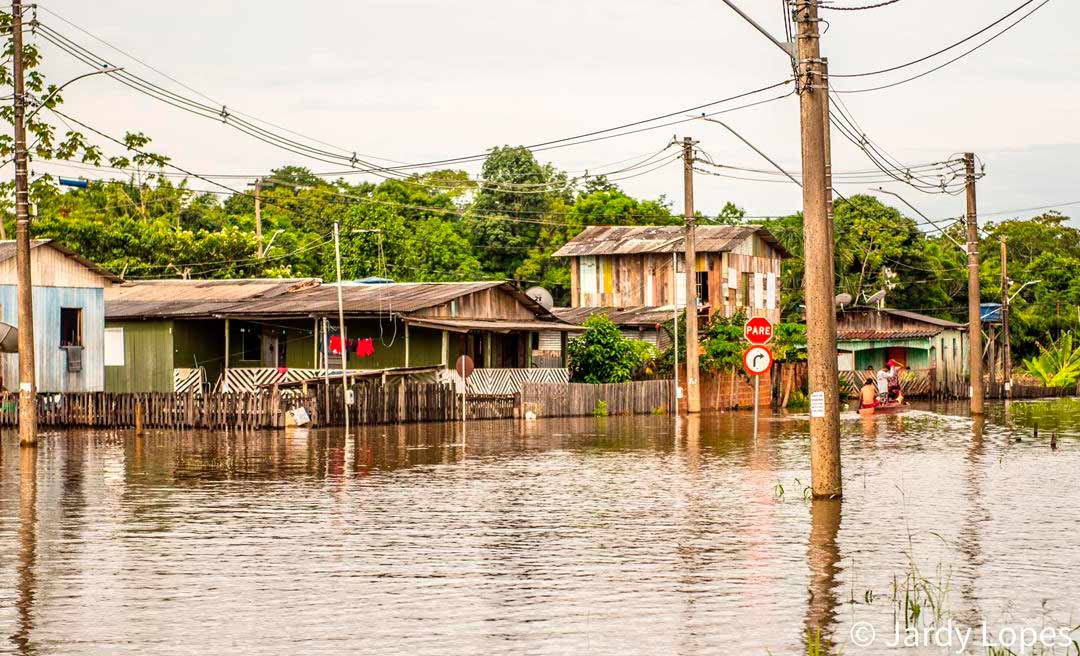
[32,12,795,178]
[830,0,1051,94]
[819,0,902,9]
[831,0,1038,78]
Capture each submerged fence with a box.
[0,379,676,428]
[0,384,517,429]
[520,380,673,418]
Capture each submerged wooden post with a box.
[134,398,144,435]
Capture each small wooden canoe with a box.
[859,402,909,416]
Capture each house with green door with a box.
[104,278,578,393]
[836,306,969,396]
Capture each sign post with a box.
[743,317,775,437]
[455,355,474,445]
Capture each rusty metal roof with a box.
[551,225,791,258]
[553,306,674,328]
[404,317,583,333]
[231,281,549,317]
[0,239,123,282]
[838,329,940,341]
[105,278,322,319]
[106,279,556,321]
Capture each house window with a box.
[60,308,82,346]
[740,272,753,308]
[104,327,125,366]
[696,271,709,305]
[579,256,598,302]
[240,326,261,361]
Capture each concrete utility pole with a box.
[964,153,984,414]
[681,137,701,414]
[12,0,38,447]
[1000,238,1012,400]
[795,0,842,498]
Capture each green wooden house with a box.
[104,279,577,392]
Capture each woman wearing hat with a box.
[885,359,904,402]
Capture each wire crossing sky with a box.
[10,0,1080,225]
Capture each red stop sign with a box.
[744,317,774,345]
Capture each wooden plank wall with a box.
[520,380,673,417]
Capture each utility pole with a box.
[964,153,984,414]
[795,0,841,498]
[253,178,264,258]
[12,0,38,447]
[672,251,679,412]
[681,137,701,414]
[333,221,349,436]
[1000,238,1012,400]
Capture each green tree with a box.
[567,314,646,384]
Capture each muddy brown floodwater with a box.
[1,398,1079,655]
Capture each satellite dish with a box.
[865,289,887,306]
[526,286,554,309]
[834,293,853,307]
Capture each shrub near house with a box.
[567,314,657,384]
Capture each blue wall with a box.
[0,285,106,392]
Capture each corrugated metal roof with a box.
[551,225,791,258]
[232,281,527,316]
[838,329,940,341]
[404,317,584,333]
[0,239,123,282]
[879,308,965,329]
[105,278,322,319]
[553,306,675,327]
[105,279,554,321]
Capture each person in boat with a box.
[860,378,880,409]
[886,359,905,402]
[875,365,891,401]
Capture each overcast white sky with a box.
[21,0,1080,225]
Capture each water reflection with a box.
[804,498,842,655]
[12,447,37,655]
[957,415,987,626]
[0,401,1078,655]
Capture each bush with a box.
[567,314,652,384]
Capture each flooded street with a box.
[1,399,1079,655]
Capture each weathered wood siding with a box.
[413,286,539,321]
[0,244,114,288]
[0,285,106,392]
[104,320,174,393]
[568,234,782,324]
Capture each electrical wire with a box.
[831,0,1038,78]
[32,12,794,179]
[830,0,1050,94]
[819,0,901,9]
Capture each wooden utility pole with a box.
[795,0,841,498]
[681,137,701,414]
[1000,238,1012,400]
[12,0,38,446]
[964,153,984,414]
[333,221,349,435]
[254,178,264,258]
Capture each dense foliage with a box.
[1022,333,1080,388]
[567,314,657,384]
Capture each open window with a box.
[60,308,82,346]
[696,271,709,305]
[240,326,261,361]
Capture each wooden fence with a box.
[840,368,966,400]
[0,383,518,429]
[520,380,673,418]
